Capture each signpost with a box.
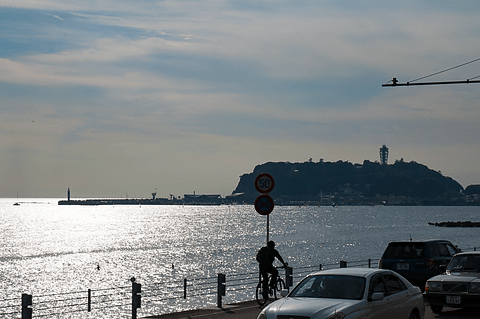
[254,173,275,243]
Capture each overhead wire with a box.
[467,74,480,80]
[408,57,480,83]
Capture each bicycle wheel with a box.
[256,281,268,306]
[274,278,285,300]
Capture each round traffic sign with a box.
[254,195,274,215]
[255,173,275,194]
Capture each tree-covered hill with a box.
[232,159,464,205]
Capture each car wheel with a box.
[430,305,443,314]
[409,309,420,319]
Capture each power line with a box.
[409,57,480,83]
[383,57,480,87]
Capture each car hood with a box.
[430,273,480,283]
[265,297,360,318]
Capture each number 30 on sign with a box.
[255,173,275,194]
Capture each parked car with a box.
[256,268,425,319]
[378,239,459,288]
[424,251,480,314]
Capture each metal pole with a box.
[184,279,187,299]
[266,214,270,244]
[88,289,91,312]
[21,294,32,319]
[217,274,226,308]
[382,79,480,87]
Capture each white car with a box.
[424,251,480,314]
[257,267,424,319]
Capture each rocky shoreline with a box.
[428,221,480,227]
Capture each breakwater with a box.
[428,221,480,227]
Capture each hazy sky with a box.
[1,1,480,198]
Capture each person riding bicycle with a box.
[256,240,288,297]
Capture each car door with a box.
[367,274,394,319]
[383,273,410,318]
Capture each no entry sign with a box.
[254,194,274,215]
[254,173,275,194]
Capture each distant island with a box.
[59,159,480,206]
[230,159,480,206]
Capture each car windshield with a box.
[382,243,425,259]
[448,255,480,272]
[289,275,366,300]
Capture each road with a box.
[143,301,478,319]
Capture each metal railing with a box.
[0,257,380,319]
[10,253,479,319]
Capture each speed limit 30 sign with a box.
[254,173,275,194]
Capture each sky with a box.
[1,1,480,199]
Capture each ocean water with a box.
[1,199,480,317]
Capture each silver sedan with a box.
[257,267,424,319]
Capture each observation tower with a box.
[379,144,389,165]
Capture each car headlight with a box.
[425,281,442,292]
[326,312,345,319]
[469,282,480,293]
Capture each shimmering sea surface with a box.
[1,199,480,317]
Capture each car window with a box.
[446,244,458,256]
[369,274,386,298]
[437,243,454,257]
[383,243,425,259]
[448,255,480,271]
[290,275,365,300]
[290,275,318,297]
[384,274,407,296]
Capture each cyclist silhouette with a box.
[256,241,287,296]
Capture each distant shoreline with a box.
[57,198,480,206]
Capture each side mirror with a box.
[280,290,289,297]
[371,292,384,301]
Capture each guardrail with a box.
[0,258,381,319]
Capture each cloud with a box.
[2,2,480,197]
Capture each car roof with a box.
[454,251,480,256]
[308,267,384,277]
[387,239,452,244]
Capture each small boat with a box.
[13,193,20,205]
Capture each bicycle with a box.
[256,266,286,306]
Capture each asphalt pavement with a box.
[142,300,479,319]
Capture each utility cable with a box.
[408,57,480,83]
[467,74,480,80]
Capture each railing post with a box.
[131,277,141,319]
[285,266,293,288]
[217,273,226,308]
[183,278,187,299]
[88,289,91,312]
[21,294,32,319]
[340,260,347,268]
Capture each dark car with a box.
[424,251,480,314]
[378,239,459,288]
